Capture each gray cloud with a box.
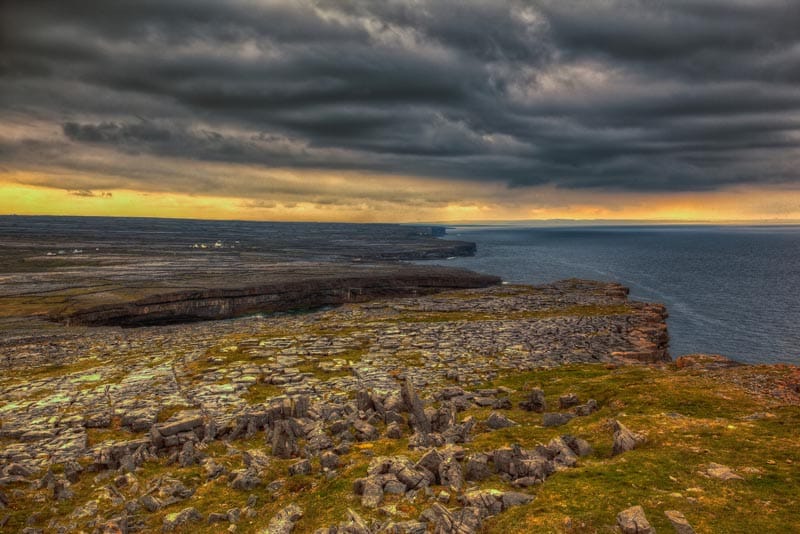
[1,0,799,194]
[68,189,112,198]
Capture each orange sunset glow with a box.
[2,1,799,222]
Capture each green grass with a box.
[241,383,284,404]
[0,358,106,385]
[382,304,632,324]
[158,404,197,423]
[476,364,800,533]
[295,347,366,380]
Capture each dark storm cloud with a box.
[2,0,799,193]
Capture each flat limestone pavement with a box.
[4,279,796,533]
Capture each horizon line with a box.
[2,213,800,227]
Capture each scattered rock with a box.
[439,455,465,491]
[464,453,491,481]
[178,440,198,467]
[574,399,599,416]
[705,463,743,481]
[208,512,228,524]
[353,419,379,441]
[611,420,646,456]
[320,451,340,470]
[98,516,128,533]
[416,449,444,474]
[665,510,695,534]
[63,460,84,484]
[264,503,303,534]
[154,414,204,438]
[230,468,262,491]
[52,478,74,501]
[422,502,482,534]
[542,412,575,427]
[559,394,580,409]
[156,476,194,504]
[288,459,312,476]
[519,388,546,412]
[561,435,593,457]
[385,422,403,439]
[162,507,202,532]
[202,458,227,480]
[617,505,656,534]
[501,491,534,508]
[486,412,518,430]
[361,478,384,508]
[140,494,163,513]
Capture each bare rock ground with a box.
[0,279,669,532]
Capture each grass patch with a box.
[241,383,284,404]
[0,357,105,386]
[158,404,196,423]
[470,364,800,533]
[386,304,632,324]
[295,347,366,380]
[86,424,146,447]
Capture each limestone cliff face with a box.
[62,270,501,327]
[617,302,670,363]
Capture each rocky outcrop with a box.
[62,268,501,327]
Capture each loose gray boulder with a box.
[574,399,599,416]
[416,449,444,474]
[361,478,383,508]
[665,510,695,534]
[611,420,646,456]
[542,412,575,427]
[353,419,379,441]
[705,463,743,481]
[561,435,593,457]
[519,387,546,412]
[178,441,198,467]
[156,476,194,505]
[559,393,580,409]
[464,453,491,481]
[140,494,162,512]
[264,503,303,534]
[617,505,656,534]
[320,451,340,470]
[288,459,311,476]
[229,468,262,491]
[162,507,202,533]
[386,421,403,439]
[438,456,465,491]
[422,502,482,534]
[486,412,517,430]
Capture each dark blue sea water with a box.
[427,225,800,364]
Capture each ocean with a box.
[425,225,800,364]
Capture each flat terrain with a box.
[0,216,490,333]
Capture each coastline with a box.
[0,218,798,532]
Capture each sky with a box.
[2,0,800,223]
